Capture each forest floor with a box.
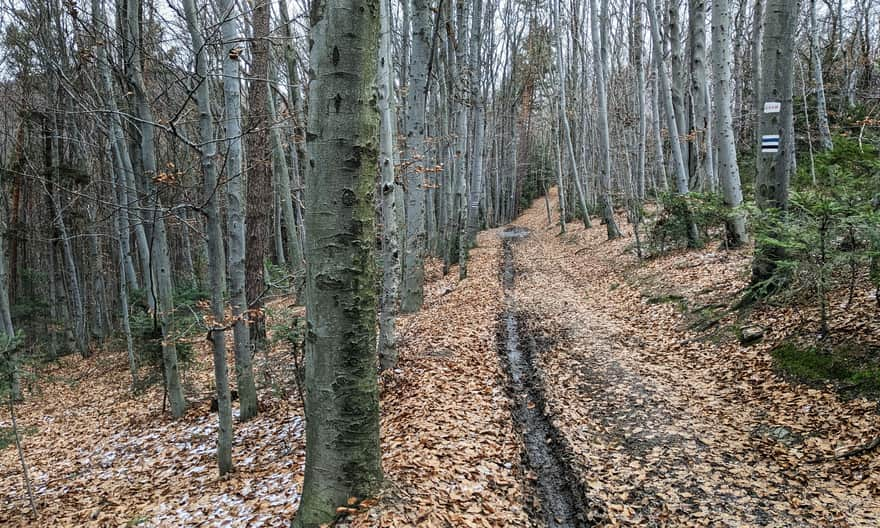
[504,189,880,527]
[3,188,880,527]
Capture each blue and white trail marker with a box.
[761,134,780,153]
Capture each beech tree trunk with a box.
[712,0,748,247]
[378,0,401,370]
[294,1,382,525]
[810,0,833,150]
[183,0,233,475]
[126,0,186,418]
[401,0,432,313]
[647,0,698,245]
[753,0,801,285]
[217,0,257,422]
[590,0,621,238]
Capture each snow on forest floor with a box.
[509,189,880,527]
[1,232,530,527]
[0,336,307,527]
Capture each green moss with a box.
[772,342,880,398]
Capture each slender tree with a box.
[712,0,748,246]
[590,0,622,238]
[182,0,233,474]
[378,0,401,370]
[217,0,258,421]
[810,0,833,151]
[126,0,186,417]
[401,0,433,313]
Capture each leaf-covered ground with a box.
[0,230,530,527]
[510,190,880,526]
[4,189,880,526]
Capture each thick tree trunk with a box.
[752,0,801,285]
[712,0,748,247]
[294,1,382,525]
[183,0,233,475]
[216,0,257,422]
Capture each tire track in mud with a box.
[498,226,599,528]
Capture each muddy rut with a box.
[499,226,596,527]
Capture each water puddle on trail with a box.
[499,226,594,527]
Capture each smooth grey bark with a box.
[688,0,714,190]
[667,0,688,172]
[378,0,401,370]
[753,0,801,284]
[810,0,833,150]
[751,0,765,143]
[635,0,647,200]
[110,156,138,391]
[401,0,432,313]
[651,63,668,192]
[453,0,471,279]
[278,0,307,275]
[179,209,197,286]
[465,0,485,247]
[85,205,107,340]
[294,1,383,525]
[216,0,257,422]
[554,120,568,233]
[647,0,689,195]
[712,0,748,247]
[127,0,186,418]
[183,0,233,475]
[91,0,148,303]
[590,0,621,238]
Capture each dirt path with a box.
[507,191,880,527]
[499,226,595,527]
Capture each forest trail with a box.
[504,190,880,526]
[4,190,880,527]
